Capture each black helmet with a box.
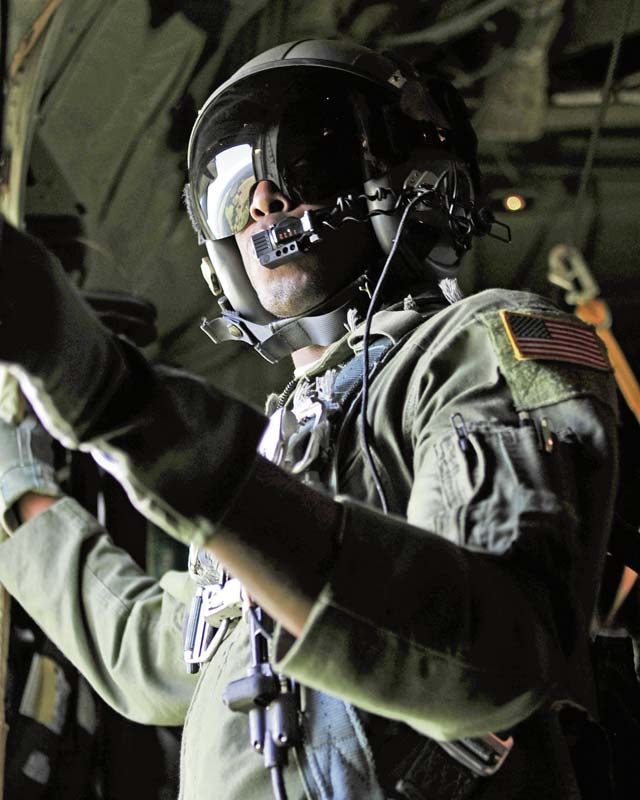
[185,39,480,362]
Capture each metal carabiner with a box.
[547,244,600,307]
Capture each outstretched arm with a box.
[0,414,195,725]
[0,225,619,739]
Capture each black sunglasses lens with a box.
[278,93,363,204]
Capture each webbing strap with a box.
[289,336,395,453]
[575,298,640,425]
[548,245,640,624]
[574,298,640,621]
[332,337,395,405]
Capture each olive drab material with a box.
[0,2,74,788]
[0,287,619,799]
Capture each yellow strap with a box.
[576,298,640,617]
[604,565,639,629]
[547,248,640,622]
[575,298,640,425]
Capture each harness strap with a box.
[548,245,640,623]
[575,297,640,425]
[288,335,516,798]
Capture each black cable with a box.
[359,194,424,513]
[270,764,288,800]
[248,604,273,640]
[570,0,635,245]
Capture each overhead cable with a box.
[571,0,636,245]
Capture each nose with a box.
[249,180,291,220]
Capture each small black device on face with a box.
[250,210,328,268]
[249,168,510,271]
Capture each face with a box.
[234,181,380,318]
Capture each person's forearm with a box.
[0,497,194,725]
[208,458,568,739]
[210,457,343,636]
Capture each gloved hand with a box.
[0,221,140,444]
[0,221,266,546]
[0,414,61,534]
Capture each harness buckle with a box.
[437,732,514,777]
[202,578,245,627]
[182,580,244,673]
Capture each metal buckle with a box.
[182,580,244,673]
[547,244,600,307]
[437,732,514,777]
[202,578,244,627]
[183,584,214,672]
[258,406,298,465]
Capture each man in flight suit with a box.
[0,39,619,799]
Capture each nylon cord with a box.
[570,0,635,245]
[270,764,288,800]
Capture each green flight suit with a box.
[0,288,619,798]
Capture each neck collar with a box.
[200,274,372,363]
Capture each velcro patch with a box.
[480,307,617,414]
[500,310,610,372]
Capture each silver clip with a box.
[183,584,215,672]
[289,401,330,475]
[547,244,600,307]
[202,579,245,627]
[258,407,298,465]
[438,732,514,777]
[183,581,241,673]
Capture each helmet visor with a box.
[188,70,389,241]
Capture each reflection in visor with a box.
[189,71,382,241]
[202,143,256,238]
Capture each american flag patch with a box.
[500,310,610,371]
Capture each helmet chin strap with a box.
[200,274,371,364]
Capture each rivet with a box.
[200,257,222,296]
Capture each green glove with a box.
[0,221,266,546]
[0,222,132,443]
[0,415,61,533]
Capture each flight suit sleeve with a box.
[0,496,196,725]
[272,309,619,740]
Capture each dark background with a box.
[6,0,638,400]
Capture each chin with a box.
[256,271,331,318]
[259,289,328,319]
